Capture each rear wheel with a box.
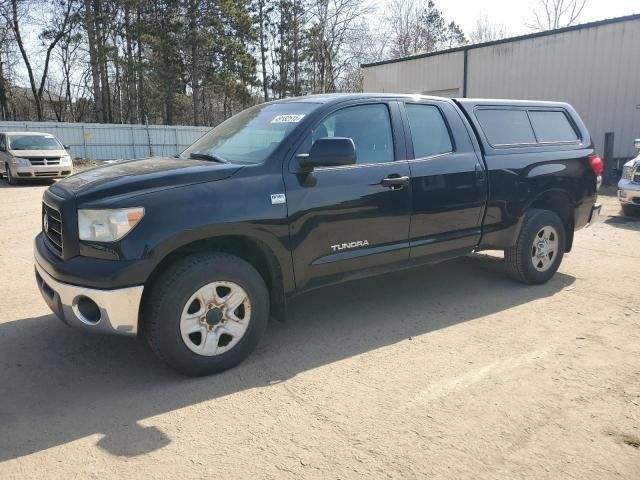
[505,209,565,284]
[144,252,269,376]
[622,204,640,217]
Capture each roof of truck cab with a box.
[277,94,574,108]
[278,93,452,104]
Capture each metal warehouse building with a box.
[362,14,640,169]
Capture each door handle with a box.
[381,175,410,189]
[475,163,486,183]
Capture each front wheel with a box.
[144,252,269,376]
[6,164,18,185]
[505,209,566,285]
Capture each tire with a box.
[144,252,269,376]
[6,164,18,185]
[622,204,640,217]
[505,209,566,285]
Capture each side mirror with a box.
[634,139,640,150]
[294,137,356,173]
[63,144,71,150]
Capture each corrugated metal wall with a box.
[364,50,465,97]
[363,16,640,160]
[0,121,211,160]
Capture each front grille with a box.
[35,172,59,177]
[29,157,60,166]
[43,203,63,258]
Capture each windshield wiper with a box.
[188,152,228,164]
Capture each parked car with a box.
[34,94,602,376]
[618,139,640,216]
[0,131,73,185]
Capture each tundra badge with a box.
[331,240,370,252]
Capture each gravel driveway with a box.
[0,179,638,479]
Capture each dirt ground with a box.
[0,179,638,480]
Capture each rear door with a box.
[284,100,412,291]
[400,100,488,262]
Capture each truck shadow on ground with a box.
[0,255,574,461]
[604,214,640,231]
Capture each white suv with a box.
[618,139,640,216]
[0,131,73,185]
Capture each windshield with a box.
[180,102,317,165]
[8,134,63,151]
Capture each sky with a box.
[372,0,640,38]
[14,0,640,90]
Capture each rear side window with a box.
[405,104,453,158]
[528,110,578,143]
[475,109,536,146]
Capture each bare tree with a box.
[337,19,385,92]
[386,0,465,58]
[528,0,588,31]
[311,0,373,93]
[0,11,16,119]
[2,0,80,121]
[469,14,509,44]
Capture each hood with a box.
[10,148,68,158]
[52,156,242,203]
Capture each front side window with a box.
[313,104,394,165]
[405,104,453,158]
[8,134,63,151]
[181,102,318,165]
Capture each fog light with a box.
[72,296,101,325]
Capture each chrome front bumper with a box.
[618,179,640,205]
[34,260,143,336]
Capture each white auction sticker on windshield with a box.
[271,114,305,124]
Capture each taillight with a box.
[588,154,603,176]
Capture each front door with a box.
[284,101,411,291]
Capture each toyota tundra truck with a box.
[34,94,603,376]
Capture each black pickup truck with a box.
[34,94,602,375]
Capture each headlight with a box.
[78,208,145,242]
[11,157,30,167]
[621,166,634,180]
[61,155,72,165]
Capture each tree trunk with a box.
[124,3,135,123]
[136,5,145,123]
[189,0,200,125]
[85,0,104,122]
[259,0,268,102]
[10,0,43,120]
[0,56,9,120]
